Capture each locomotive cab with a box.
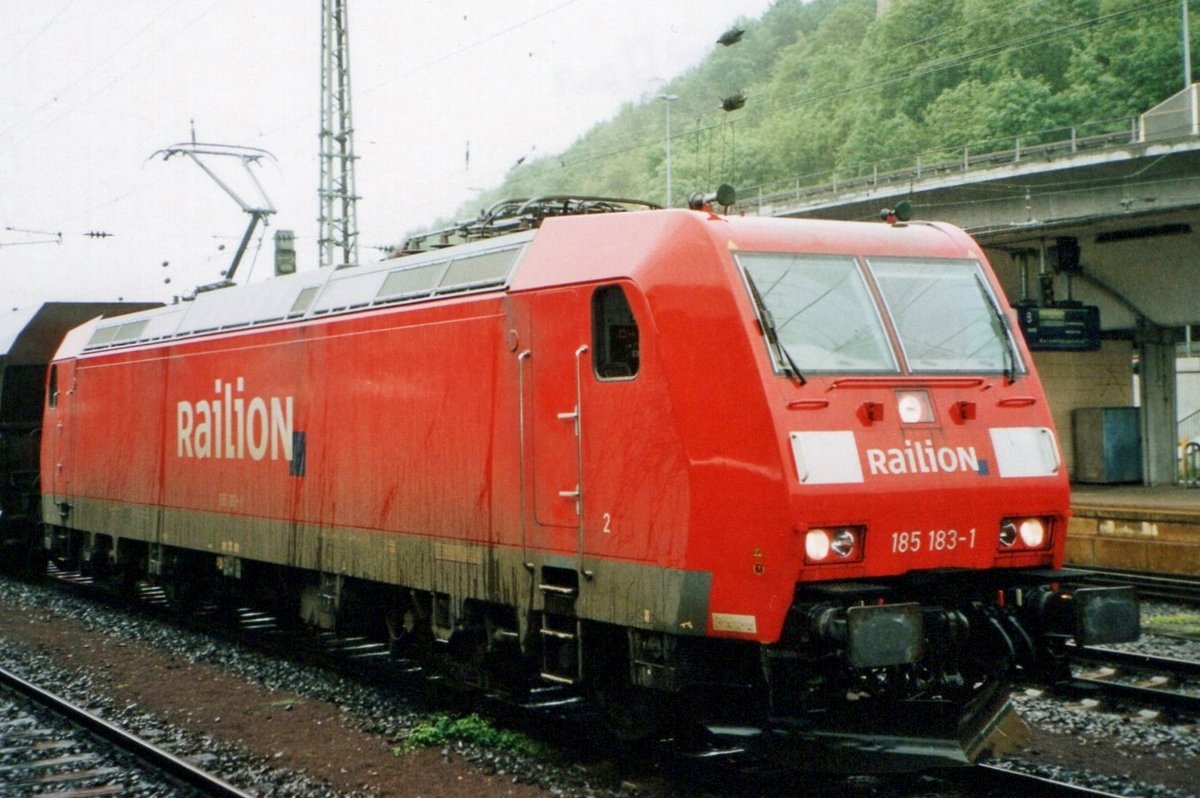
[605,211,1142,768]
[497,206,1140,769]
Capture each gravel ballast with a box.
[1,576,1197,797]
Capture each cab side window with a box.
[592,285,639,380]
[48,364,59,409]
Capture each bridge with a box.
[742,85,1200,492]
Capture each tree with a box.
[412,0,1199,236]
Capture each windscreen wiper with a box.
[745,273,806,385]
[976,273,1017,384]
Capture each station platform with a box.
[1067,484,1200,576]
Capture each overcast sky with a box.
[0,1,774,311]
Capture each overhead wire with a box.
[829,0,1178,103]
[2,0,222,147]
[875,0,1059,57]
[361,0,583,97]
[548,0,1179,176]
[2,0,1182,246]
[1,0,228,243]
[256,0,584,142]
[235,0,589,235]
[4,0,588,294]
[0,0,77,75]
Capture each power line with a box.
[2,0,220,147]
[548,0,1178,175]
[5,0,1183,248]
[879,0,1054,57]
[0,226,115,247]
[360,0,583,97]
[0,0,77,75]
[256,0,584,145]
[0,0,188,141]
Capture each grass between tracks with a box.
[395,712,543,756]
[1143,611,1200,638]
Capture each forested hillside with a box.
[432,0,1192,227]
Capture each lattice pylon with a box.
[318,0,360,269]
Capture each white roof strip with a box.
[82,233,532,352]
[308,268,387,315]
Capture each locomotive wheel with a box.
[589,682,668,742]
[385,606,421,656]
[161,571,208,612]
[158,551,215,613]
[434,623,493,692]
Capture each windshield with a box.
[738,253,1021,376]
[869,257,1020,374]
[739,253,897,374]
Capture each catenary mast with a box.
[318,0,360,269]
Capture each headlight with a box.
[896,390,934,424]
[998,516,1051,551]
[831,528,857,557]
[805,526,864,564]
[1019,518,1046,548]
[805,529,831,561]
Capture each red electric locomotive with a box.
[40,193,1138,771]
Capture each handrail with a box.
[731,115,1200,216]
[573,344,592,578]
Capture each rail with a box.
[968,763,1135,798]
[1063,671,1200,715]
[1078,566,1200,604]
[730,115,1178,216]
[1071,645,1200,680]
[0,662,254,797]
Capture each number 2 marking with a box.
[602,512,612,534]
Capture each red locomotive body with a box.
[41,201,1138,770]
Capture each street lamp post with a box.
[1185,0,1195,134]
[1185,0,1193,88]
[657,93,678,207]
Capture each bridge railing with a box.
[1184,441,1200,488]
[1181,407,1200,447]
[733,116,1153,216]
[1180,408,1200,488]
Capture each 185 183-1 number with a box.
[890,528,976,554]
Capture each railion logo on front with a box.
[864,439,987,476]
[176,377,293,462]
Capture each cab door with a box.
[43,359,75,504]
[526,288,590,561]
[522,283,656,573]
[576,284,659,568]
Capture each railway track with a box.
[966,763,1138,798]
[0,662,253,797]
[30,565,1199,798]
[1077,566,1200,604]
[1065,645,1200,715]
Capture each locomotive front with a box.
[658,214,1141,770]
